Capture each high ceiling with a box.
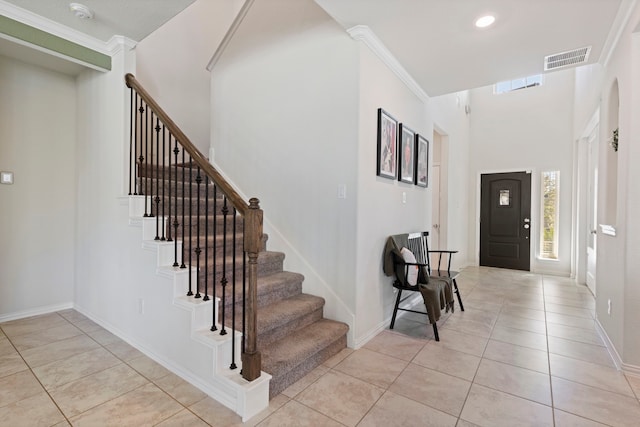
[315,0,625,95]
[0,0,629,95]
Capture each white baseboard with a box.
[0,302,73,323]
[595,317,623,370]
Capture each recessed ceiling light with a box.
[475,15,496,28]
[69,3,93,19]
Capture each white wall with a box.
[211,0,360,323]
[135,0,244,154]
[0,56,76,319]
[431,91,472,267]
[572,3,640,369]
[210,0,472,345]
[469,70,575,276]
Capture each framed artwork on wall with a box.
[415,134,429,187]
[377,108,398,179]
[398,123,415,184]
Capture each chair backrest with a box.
[406,231,430,267]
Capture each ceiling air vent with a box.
[544,46,591,71]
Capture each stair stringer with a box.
[126,195,271,422]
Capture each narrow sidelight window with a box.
[541,171,559,259]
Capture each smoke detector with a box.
[69,3,93,19]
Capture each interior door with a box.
[586,126,599,294]
[431,164,441,256]
[480,171,532,270]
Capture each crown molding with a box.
[0,0,110,55]
[347,25,429,103]
[601,0,638,67]
[107,35,137,55]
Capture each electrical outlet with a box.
[138,298,145,315]
[607,299,611,315]
[402,192,407,204]
[337,184,347,199]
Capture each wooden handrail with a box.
[125,73,249,216]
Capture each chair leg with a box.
[453,279,464,311]
[390,289,402,329]
[432,322,439,341]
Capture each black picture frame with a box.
[376,108,398,179]
[415,134,429,187]
[398,123,415,184]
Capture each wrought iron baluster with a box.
[172,140,179,266]
[211,185,218,332]
[204,179,210,302]
[180,146,186,269]
[128,88,133,195]
[134,94,140,195]
[195,167,202,299]
[153,116,160,237]
[166,132,172,243]
[220,197,228,336]
[230,207,238,370]
[160,123,166,241]
[146,107,152,217]
[187,157,194,297]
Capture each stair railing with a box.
[125,73,262,382]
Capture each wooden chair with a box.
[408,231,464,312]
[383,232,464,341]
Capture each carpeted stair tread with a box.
[212,271,304,309]
[262,318,349,378]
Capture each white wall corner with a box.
[347,25,429,103]
[601,0,639,67]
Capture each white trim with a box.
[595,317,623,370]
[206,0,255,71]
[107,35,137,54]
[0,302,73,323]
[599,224,617,236]
[0,0,110,55]
[601,0,638,67]
[0,32,110,72]
[347,25,429,103]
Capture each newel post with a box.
[242,198,263,381]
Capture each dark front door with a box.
[480,172,532,270]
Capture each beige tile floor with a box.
[1,267,640,426]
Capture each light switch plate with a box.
[0,171,13,184]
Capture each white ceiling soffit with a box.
[0,0,197,42]
[544,46,591,71]
[315,0,624,96]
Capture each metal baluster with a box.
[203,179,210,302]
[211,185,218,332]
[134,94,140,195]
[145,107,151,217]
[140,103,147,213]
[128,88,133,195]
[230,207,238,370]
[242,248,246,355]
[153,116,160,238]
[160,123,166,241]
[166,132,172,243]
[180,146,186,269]
[220,197,228,336]
[195,167,202,299]
[172,140,179,267]
[187,158,194,297]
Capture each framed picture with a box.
[415,134,429,187]
[376,108,398,179]
[398,123,415,184]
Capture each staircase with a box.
[137,162,348,399]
